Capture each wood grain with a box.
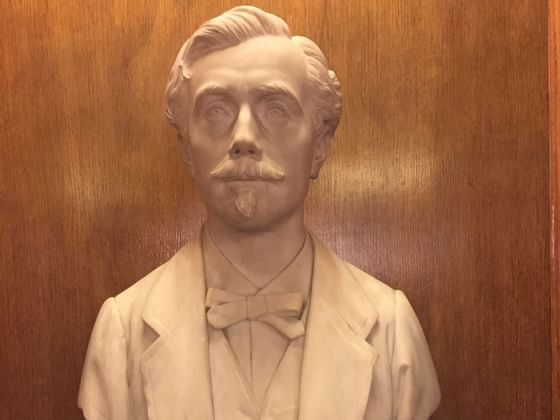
[550,0,560,418]
[0,1,550,419]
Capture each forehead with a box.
[189,36,309,100]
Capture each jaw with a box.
[199,170,311,234]
[205,189,306,234]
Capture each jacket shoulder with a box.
[342,261,399,321]
[111,246,186,325]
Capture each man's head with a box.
[164,6,342,231]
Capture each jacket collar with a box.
[139,231,377,420]
[299,235,378,419]
[140,233,214,420]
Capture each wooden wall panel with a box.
[550,0,560,418]
[0,1,550,419]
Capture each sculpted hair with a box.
[164,6,342,142]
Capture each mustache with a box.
[209,157,285,181]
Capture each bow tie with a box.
[205,288,306,339]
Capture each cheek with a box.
[188,130,229,170]
[292,130,316,164]
[280,144,316,181]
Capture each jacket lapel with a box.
[299,237,379,420]
[140,235,214,420]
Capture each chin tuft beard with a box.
[235,190,257,219]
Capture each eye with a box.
[205,105,230,121]
[264,103,288,121]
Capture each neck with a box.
[205,210,307,284]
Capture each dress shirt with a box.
[202,228,312,413]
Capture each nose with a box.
[228,105,262,160]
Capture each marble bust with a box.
[78,6,440,420]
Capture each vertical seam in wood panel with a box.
[550,0,560,418]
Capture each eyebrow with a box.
[192,81,303,110]
[193,83,231,105]
[253,83,301,106]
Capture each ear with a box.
[310,133,331,179]
[177,133,196,177]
